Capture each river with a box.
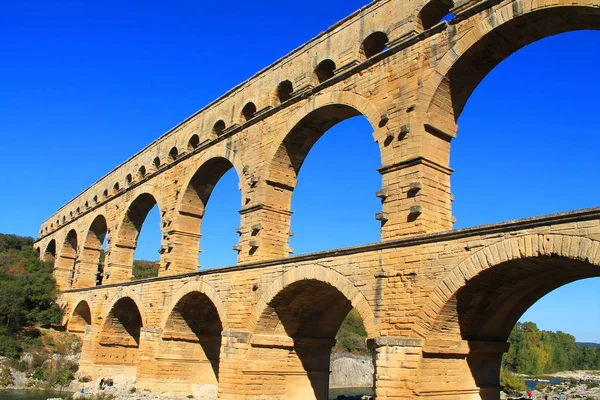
[0,390,67,400]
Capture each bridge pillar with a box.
[377,110,456,239]
[217,331,252,399]
[162,227,202,274]
[369,337,423,399]
[136,327,162,392]
[75,244,103,288]
[236,204,292,263]
[104,240,135,283]
[54,254,76,290]
[418,339,510,399]
[73,261,100,288]
[78,324,99,378]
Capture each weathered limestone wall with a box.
[60,209,600,399]
[36,0,600,397]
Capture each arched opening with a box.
[137,165,146,180]
[96,297,143,377]
[93,195,98,205]
[55,230,78,290]
[77,215,108,288]
[168,146,179,161]
[188,134,200,151]
[110,193,161,283]
[213,120,226,137]
[277,80,294,103]
[153,156,161,170]
[103,189,109,199]
[360,31,389,59]
[126,173,133,185]
[67,300,92,337]
[417,0,454,31]
[423,255,600,398]
[268,106,381,255]
[177,157,240,270]
[241,102,257,121]
[156,292,223,394]
[250,279,373,400]
[43,239,56,262]
[434,26,600,227]
[314,59,336,84]
[112,182,120,194]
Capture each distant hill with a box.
[577,342,600,348]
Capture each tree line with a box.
[503,321,600,375]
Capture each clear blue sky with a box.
[0,1,598,342]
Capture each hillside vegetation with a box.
[503,321,600,375]
[0,234,62,359]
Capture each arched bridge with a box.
[34,0,600,398]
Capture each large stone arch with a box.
[422,233,600,333]
[66,300,93,337]
[101,287,146,325]
[160,279,229,330]
[54,229,79,290]
[75,214,109,288]
[43,239,56,262]
[424,0,600,126]
[264,90,383,190]
[252,91,385,261]
[107,191,163,283]
[244,265,377,400]
[95,291,145,377]
[250,264,377,338]
[145,280,227,394]
[417,233,600,398]
[168,148,245,273]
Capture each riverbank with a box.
[500,370,600,399]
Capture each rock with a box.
[192,384,217,400]
[330,354,373,388]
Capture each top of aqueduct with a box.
[34,0,600,290]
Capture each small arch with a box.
[153,157,161,170]
[103,189,109,199]
[79,215,109,288]
[277,80,294,103]
[361,31,389,59]
[76,207,81,214]
[417,0,454,31]
[113,182,120,194]
[169,147,179,161]
[160,290,223,388]
[111,192,162,278]
[62,216,66,224]
[84,201,89,209]
[43,239,56,262]
[97,296,143,373]
[93,195,98,204]
[126,173,133,185]
[213,120,226,136]
[67,300,92,336]
[51,223,54,229]
[188,134,200,151]
[56,229,78,289]
[314,59,337,84]
[137,165,146,180]
[241,102,257,121]
[70,211,74,218]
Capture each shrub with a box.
[500,368,527,396]
[0,366,13,387]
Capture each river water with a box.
[0,390,67,400]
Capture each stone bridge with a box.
[33,0,600,398]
